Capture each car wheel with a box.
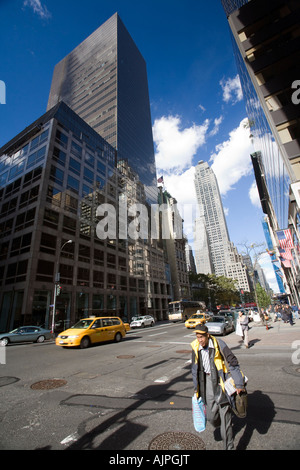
[36,335,45,343]
[150,322,154,327]
[114,332,122,343]
[222,328,226,336]
[80,336,90,349]
[0,338,9,346]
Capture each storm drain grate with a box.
[149,432,206,450]
[116,355,135,359]
[30,379,67,390]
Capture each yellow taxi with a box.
[185,312,212,329]
[56,316,126,348]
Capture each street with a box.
[0,320,299,452]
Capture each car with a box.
[129,315,155,328]
[185,312,212,329]
[124,322,131,332]
[206,315,234,336]
[0,326,51,346]
[56,316,126,348]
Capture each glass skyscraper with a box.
[47,13,157,203]
[222,0,300,301]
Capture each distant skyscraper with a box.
[47,12,157,202]
[193,215,213,275]
[194,160,250,291]
[194,161,231,277]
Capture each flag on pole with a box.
[157,176,164,184]
[276,229,294,249]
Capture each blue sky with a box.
[0,0,279,291]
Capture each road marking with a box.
[148,332,167,337]
[60,432,79,445]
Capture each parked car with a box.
[130,315,155,328]
[0,326,51,346]
[185,312,212,329]
[56,316,127,348]
[206,315,234,336]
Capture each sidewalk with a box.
[225,319,300,349]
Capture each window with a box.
[52,147,66,166]
[15,208,36,232]
[43,208,59,229]
[71,141,82,157]
[47,186,62,206]
[6,259,28,284]
[36,259,54,282]
[67,175,79,193]
[27,145,47,168]
[40,232,56,255]
[50,165,64,186]
[63,215,76,235]
[69,157,81,176]
[55,129,68,148]
[83,167,94,184]
[11,232,32,256]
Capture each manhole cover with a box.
[282,366,300,377]
[149,432,206,450]
[176,350,191,354]
[116,355,135,359]
[30,379,67,390]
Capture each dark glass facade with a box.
[47,13,157,203]
[0,103,170,331]
[222,0,300,301]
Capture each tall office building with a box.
[221,0,300,302]
[0,102,171,331]
[194,161,231,277]
[194,161,250,290]
[47,13,157,203]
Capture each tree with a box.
[256,283,271,309]
[189,272,240,308]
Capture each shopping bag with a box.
[235,321,243,336]
[192,395,206,432]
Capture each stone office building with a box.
[0,102,171,332]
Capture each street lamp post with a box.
[51,239,73,336]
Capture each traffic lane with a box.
[0,323,198,450]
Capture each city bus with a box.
[168,300,206,322]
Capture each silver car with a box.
[130,315,155,328]
[207,316,234,336]
[0,326,52,346]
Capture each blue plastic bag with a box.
[192,395,207,432]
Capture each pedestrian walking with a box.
[291,304,299,321]
[238,310,249,347]
[191,325,246,450]
[284,304,294,326]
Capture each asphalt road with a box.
[0,320,299,453]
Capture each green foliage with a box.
[189,272,240,308]
[255,283,271,309]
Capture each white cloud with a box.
[210,117,253,195]
[153,115,209,174]
[220,75,243,104]
[23,0,51,19]
[249,180,261,208]
[209,115,223,137]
